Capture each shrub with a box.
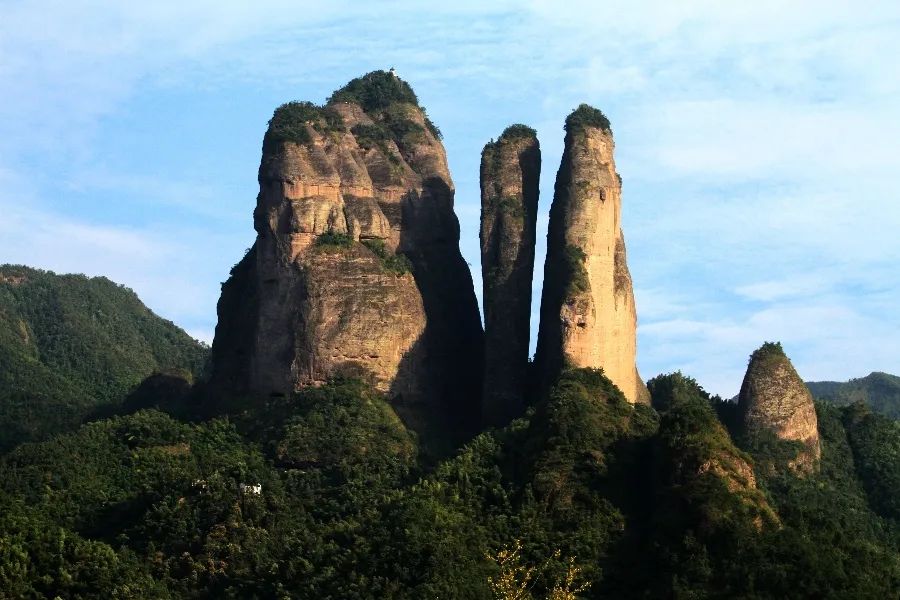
[318,107,345,132]
[385,115,426,146]
[362,239,413,275]
[486,195,525,219]
[265,101,345,148]
[330,71,443,141]
[315,231,353,250]
[351,123,391,150]
[424,115,443,140]
[276,377,417,482]
[266,101,318,146]
[382,253,413,275]
[351,124,403,167]
[562,245,589,300]
[361,238,388,256]
[484,124,536,156]
[750,341,786,363]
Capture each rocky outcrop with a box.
[738,342,821,471]
[0,273,27,286]
[480,125,540,425]
[210,71,483,436]
[534,105,648,404]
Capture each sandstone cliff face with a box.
[534,105,648,404]
[480,126,540,425]
[738,342,821,471]
[211,71,483,436]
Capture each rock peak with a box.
[738,341,821,471]
[211,72,482,441]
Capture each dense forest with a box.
[0,265,209,451]
[0,267,899,598]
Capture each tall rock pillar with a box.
[534,105,648,404]
[480,125,540,425]
[210,71,483,438]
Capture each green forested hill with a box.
[0,264,208,451]
[808,372,900,419]
[1,371,898,598]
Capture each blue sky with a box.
[1,1,899,397]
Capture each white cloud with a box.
[63,169,245,222]
[0,169,242,332]
[634,100,900,182]
[735,274,834,303]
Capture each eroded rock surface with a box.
[211,71,483,436]
[480,125,540,425]
[534,105,648,404]
[738,342,821,471]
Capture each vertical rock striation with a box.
[534,105,648,404]
[480,125,540,426]
[738,342,821,471]
[210,71,483,437]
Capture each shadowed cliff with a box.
[480,124,540,426]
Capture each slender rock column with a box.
[480,125,540,425]
[535,105,648,403]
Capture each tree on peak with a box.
[263,101,345,148]
[328,69,420,111]
[499,123,537,141]
[749,341,786,364]
[564,104,611,134]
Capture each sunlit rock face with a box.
[480,125,540,426]
[211,71,483,436]
[534,105,648,404]
[738,342,822,472]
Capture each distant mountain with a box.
[807,372,900,419]
[0,264,208,451]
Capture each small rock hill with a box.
[738,342,821,471]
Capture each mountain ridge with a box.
[808,371,900,419]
